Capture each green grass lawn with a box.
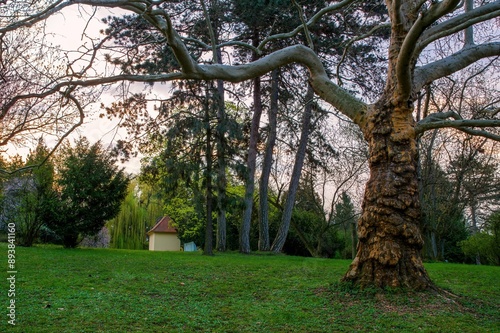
[1,243,499,333]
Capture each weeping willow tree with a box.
[107,181,164,250]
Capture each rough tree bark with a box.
[340,0,482,290]
[342,100,433,289]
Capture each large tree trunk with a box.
[343,100,434,290]
[258,69,279,252]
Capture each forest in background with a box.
[2,70,499,263]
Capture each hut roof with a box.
[147,216,177,235]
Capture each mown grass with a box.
[1,243,499,332]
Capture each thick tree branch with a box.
[2,44,367,126]
[454,127,500,142]
[396,0,461,100]
[416,111,500,141]
[413,43,500,92]
[130,3,200,74]
[391,0,403,27]
[195,45,367,125]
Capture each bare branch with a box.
[336,23,390,87]
[50,93,85,152]
[256,0,357,51]
[200,0,218,64]
[417,2,500,53]
[482,107,500,118]
[291,0,314,50]
[453,127,500,141]
[68,34,112,79]
[182,37,259,54]
[463,0,474,46]
[0,0,147,33]
[0,0,66,33]
[0,92,85,175]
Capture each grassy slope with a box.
[1,243,499,333]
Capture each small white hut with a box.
[147,216,181,251]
